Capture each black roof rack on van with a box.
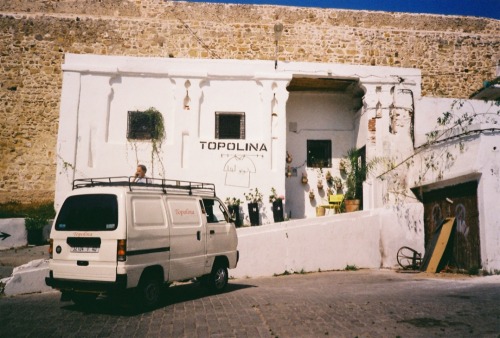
[72,177,216,197]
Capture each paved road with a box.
[1,270,499,337]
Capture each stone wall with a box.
[0,0,499,204]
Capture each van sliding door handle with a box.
[197,231,201,241]
[210,230,215,235]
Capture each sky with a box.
[185,0,500,20]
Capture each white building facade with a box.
[55,53,500,272]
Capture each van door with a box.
[202,198,238,268]
[50,193,121,282]
[166,197,206,281]
[127,194,170,285]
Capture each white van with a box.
[45,177,239,308]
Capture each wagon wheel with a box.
[397,246,422,270]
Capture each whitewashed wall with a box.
[407,98,500,271]
[232,203,424,278]
[55,54,421,224]
[285,91,356,219]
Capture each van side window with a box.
[132,197,165,227]
[202,198,228,223]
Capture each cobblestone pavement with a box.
[0,269,499,337]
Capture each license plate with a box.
[70,247,99,253]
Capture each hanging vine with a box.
[128,107,166,177]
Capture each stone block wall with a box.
[0,0,498,204]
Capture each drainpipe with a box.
[399,89,415,148]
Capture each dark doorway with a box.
[422,181,481,270]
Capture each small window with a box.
[127,108,164,140]
[307,140,332,168]
[215,112,245,139]
[203,198,229,223]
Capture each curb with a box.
[0,259,51,296]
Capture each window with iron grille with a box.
[307,140,332,168]
[127,108,164,140]
[215,112,245,139]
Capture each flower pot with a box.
[344,199,360,212]
[272,199,284,223]
[228,205,242,227]
[316,206,326,217]
[247,202,260,226]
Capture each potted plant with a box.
[269,188,285,223]
[343,148,379,212]
[332,176,343,192]
[317,169,324,190]
[309,190,315,200]
[325,170,333,183]
[244,188,263,226]
[25,215,49,245]
[301,172,308,184]
[225,197,242,227]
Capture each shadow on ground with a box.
[59,281,256,316]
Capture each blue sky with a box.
[185,0,500,20]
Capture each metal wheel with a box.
[397,246,422,270]
[209,262,228,292]
[136,275,162,309]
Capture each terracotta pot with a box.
[344,199,360,212]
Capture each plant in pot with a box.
[301,172,308,184]
[343,148,379,212]
[269,187,285,223]
[317,169,324,190]
[325,170,333,184]
[25,215,49,245]
[308,190,315,200]
[244,188,263,226]
[332,176,343,193]
[225,197,242,227]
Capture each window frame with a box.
[215,112,245,139]
[127,109,163,140]
[307,139,332,168]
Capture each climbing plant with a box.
[127,107,166,177]
[379,99,500,203]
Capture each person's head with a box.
[136,164,147,178]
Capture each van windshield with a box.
[56,194,118,231]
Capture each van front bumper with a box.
[45,270,127,293]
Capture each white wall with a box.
[404,98,500,271]
[231,203,424,278]
[55,54,421,225]
[285,91,355,218]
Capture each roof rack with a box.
[72,176,216,197]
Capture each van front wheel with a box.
[209,263,228,292]
[136,276,161,309]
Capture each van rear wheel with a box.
[209,263,228,292]
[136,276,162,309]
